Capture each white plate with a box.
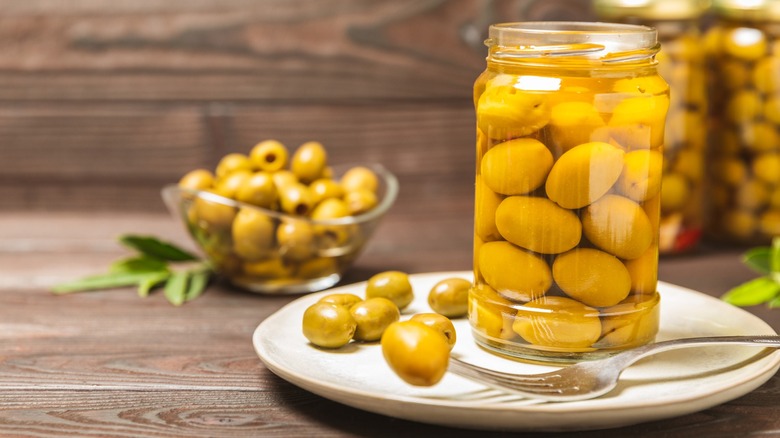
[253,271,780,432]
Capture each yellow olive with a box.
[607,95,669,149]
[512,296,601,350]
[552,248,631,307]
[760,210,780,235]
[726,90,761,124]
[291,141,328,183]
[366,271,414,310]
[243,257,292,279]
[481,138,553,195]
[494,196,581,254]
[278,183,314,216]
[468,284,517,340]
[713,158,748,187]
[742,121,780,152]
[341,166,379,193]
[350,297,400,342]
[231,208,275,261]
[410,313,457,350]
[311,198,350,220]
[276,219,315,262]
[297,257,339,279]
[428,277,471,318]
[660,173,691,213]
[765,96,780,125]
[311,198,353,248]
[344,189,378,215]
[319,293,363,308]
[215,153,253,179]
[477,85,551,138]
[474,176,503,241]
[545,141,625,209]
[752,56,780,94]
[754,153,780,185]
[249,139,289,172]
[722,26,767,61]
[302,302,357,348]
[624,245,658,295]
[598,296,659,348]
[214,170,251,199]
[548,101,606,153]
[381,320,450,386]
[617,150,663,202]
[272,170,299,190]
[179,169,215,191]
[309,178,345,205]
[192,194,236,230]
[235,172,278,209]
[582,194,653,260]
[478,241,552,302]
[722,209,757,239]
[736,179,770,211]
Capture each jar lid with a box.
[711,0,780,20]
[594,0,710,20]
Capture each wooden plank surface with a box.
[1,212,779,437]
[0,0,595,211]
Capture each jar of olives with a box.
[471,22,667,362]
[705,0,780,243]
[595,0,709,254]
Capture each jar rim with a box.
[486,22,659,63]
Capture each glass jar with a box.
[705,0,780,243]
[595,0,709,254]
[470,22,667,362]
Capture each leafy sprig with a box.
[52,235,212,306]
[722,237,780,308]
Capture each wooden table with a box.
[1,211,778,437]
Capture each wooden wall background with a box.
[0,0,596,212]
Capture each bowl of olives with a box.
[161,140,399,294]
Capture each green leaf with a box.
[119,235,198,262]
[771,237,780,274]
[722,277,780,306]
[52,272,160,294]
[110,256,169,274]
[768,295,780,309]
[185,271,209,302]
[742,247,772,275]
[164,272,189,306]
[137,272,171,297]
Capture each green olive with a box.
[278,183,314,216]
[409,313,457,349]
[381,320,450,386]
[272,170,299,190]
[215,153,253,179]
[481,138,553,195]
[512,296,601,349]
[292,141,328,183]
[344,189,378,215]
[276,219,315,261]
[341,166,379,193]
[478,241,552,302]
[231,208,275,261]
[179,169,215,191]
[235,172,278,209]
[250,139,289,172]
[297,257,338,279]
[319,293,363,308]
[309,178,345,205]
[302,302,357,348]
[192,193,236,230]
[428,277,470,318]
[311,198,350,220]
[366,271,414,310]
[214,170,251,199]
[350,297,401,341]
[243,257,292,279]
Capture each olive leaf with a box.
[53,271,166,294]
[722,277,780,307]
[119,235,199,262]
[52,235,213,306]
[742,247,772,275]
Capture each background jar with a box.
[705,0,780,243]
[595,0,710,254]
[471,22,667,362]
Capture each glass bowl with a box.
[161,164,398,294]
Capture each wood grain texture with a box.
[0,0,595,211]
[1,212,779,437]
